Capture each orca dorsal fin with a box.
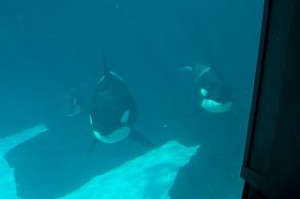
[102,52,109,76]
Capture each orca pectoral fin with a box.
[176,66,193,73]
[129,129,153,148]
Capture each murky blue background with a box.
[0,0,263,198]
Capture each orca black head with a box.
[88,55,153,147]
[196,69,234,113]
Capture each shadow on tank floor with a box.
[168,106,247,199]
[4,113,149,199]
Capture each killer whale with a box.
[89,55,153,147]
[178,63,233,113]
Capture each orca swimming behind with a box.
[178,63,233,113]
[89,56,153,147]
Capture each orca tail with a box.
[129,128,154,148]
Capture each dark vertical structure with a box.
[241,0,300,198]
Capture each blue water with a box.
[0,0,264,198]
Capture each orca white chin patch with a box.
[201,99,233,113]
[93,126,131,144]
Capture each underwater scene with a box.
[0,0,264,198]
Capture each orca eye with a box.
[200,88,208,97]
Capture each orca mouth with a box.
[201,99,233,113]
